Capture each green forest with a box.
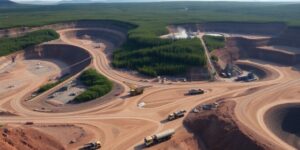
[0,29,59,56]
[112,38,206,76]
[1,2,300,76]
[73,69,112,103]
[203,35,225,52]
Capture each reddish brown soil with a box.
[183,101,276,150]
[0,125,64,150]
[148,127,201,150]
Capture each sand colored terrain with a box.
[1,21,300,150]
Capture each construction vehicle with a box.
[167,110,187,121]
[80,141,101,150]
[24,122,34,125]
[235,72,257,82]
[187,89,204,95]
[144,129,175,147]
[202,102,219,110]
[123,81,151,96]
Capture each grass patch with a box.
[73,69,112,103]
[37,82,59,94]
[36,74,69,94]
[203,35,225,52]
[0,29,59,56]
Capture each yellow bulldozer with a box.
[123,81,151,96]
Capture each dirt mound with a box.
[0,125,64,150]
[264,103,300,149]
[183,101,274,150]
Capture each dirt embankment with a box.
[0,20,134,38]
[63,28,127,47]
[183,101,275,150]
[264,103,300,149]
[0,125,64,150]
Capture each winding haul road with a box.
[1,26,300,150]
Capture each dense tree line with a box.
[203,35,225,52]
[112,38,206,76]
[73,69,112,103]
[0,29,59,56]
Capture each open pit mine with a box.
[1,19,300,150]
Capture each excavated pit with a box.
[3,20,131,112]
[183,101,275,150]
[21,43,124,112]
[0,20,135,38]
[23,43,92,76]
[236,63,268,80]
[63,28,126,47]
[264,104,300,149]
[172,22,300,67]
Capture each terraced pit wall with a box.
[0,20,135,38]
[173,22,300,66]
[264,104,300,149]
[23,44,92,76]
[63,29,126,47]
[270,27,300,48]
[227,37,300,65]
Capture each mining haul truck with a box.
[123,81,151,96]
[144,129,175,147]
[80,141,101,150]
[187,89,204,95]
[167,110,187,121]
[129,87,144,96]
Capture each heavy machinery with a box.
[167,110,187,121]
[123,81,151,96]
[235,72,257,82]
[144,129,175,147]
[202,102,219,110]
[187,89,204,95]
[80,141,101,150]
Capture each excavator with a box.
[123,81,151,96]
